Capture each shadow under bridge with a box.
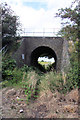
[31,46,57,72]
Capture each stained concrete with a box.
[13,37,70,72]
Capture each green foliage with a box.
[2,80,8,88]
[2,56,16,81]
[22,70,40,103]
[38,61,55,72]
[2,56,23,87]
[23,84,36,103]
[55,0,79,94]
[2,55,79,93]
[66,61,78,87]
[49,72,63,92]
[56,0,79,43]
[56,2,79,25]
[58,25,78,42]
[48,61,78,94]
[7,42,21,55]
[1,2,21,48]
[2,55,79,101]
[38,71,63,93]
[2,56,16,70]
[21,64,34,72]
[60,61,78,94]
[11,68,23,85]
[39,74,50,91]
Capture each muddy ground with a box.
[0,87,80,118]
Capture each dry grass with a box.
[26,71,38,89]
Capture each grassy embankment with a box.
[1,53,79,103]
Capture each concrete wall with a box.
[61,38,70,72]
[12,40,25,67]
[13,37,66,71]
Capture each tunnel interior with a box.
[31,46,57,72]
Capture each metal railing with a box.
[20,28,61,37]
[0,45,8,55]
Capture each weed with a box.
[48,72,63,92]
[2,53,79,103]
[2,55,16,81]
[22,70,40,103]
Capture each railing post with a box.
[21,28,60,37]
[43,28,44,36]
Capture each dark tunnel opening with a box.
[31,46,57,72]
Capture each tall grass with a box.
[2,54,79,102]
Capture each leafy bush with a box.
[2,56,16,70]
[2,68,23,87]
[61,49,79,93]
[11,68,23,84]
[21,64,34,72]
[56,61,79,94]
[2,55,23,87]
[23,83,36,103]
[39,71,63,93]
[22,70,39,103]
[2,56,16,81]
[39,61,78,94]
[2,53,79,100]
[65,61,78,91]
[39,74,50,91]
[49,72,63,92]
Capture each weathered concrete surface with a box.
[13,37,70,71]
[61,38,70,72]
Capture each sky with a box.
[38,57,55,63]
[1,0,74,36]
[1,0,74,62]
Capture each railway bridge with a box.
[13,36,70,72]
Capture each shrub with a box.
[2,52,79,99]
[11,68,23,84]
[38,71,63,93]
[2,68,23,87]
[2,55,24,87]
[2,56,16,81]
[65,61,78,91]
[20,64,36,73]
[22,70,39,103]
[39,73,50,92]
[57,61,79,94]
[49,72,63,92]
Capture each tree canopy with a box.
[56,0,80,66]
[56,0,80,42]
[1,2,20,47]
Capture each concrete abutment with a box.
[13,37,70,72]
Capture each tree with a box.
[56,0,80,42]
[1,2,21,47]
[56,0,80,64]
[56,0,80,89]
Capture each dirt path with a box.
[1,87,79,118]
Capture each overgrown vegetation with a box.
[1,51,79,102]
[1,2,21,54]
[1,1,79,103]
[38,61,55,72]
[56,0,79,90]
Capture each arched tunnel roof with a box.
[31,46,57,72]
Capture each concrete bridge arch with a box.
[30,46,57,72]
[13,37,70,72]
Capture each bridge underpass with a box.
[31,46,57,72]
[13,36,70,72]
